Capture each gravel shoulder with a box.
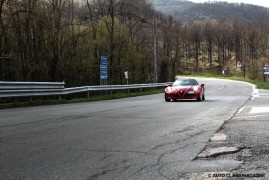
[182,89,269,179]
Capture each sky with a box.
[189,0,269,8]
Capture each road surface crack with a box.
[87,168,118,180]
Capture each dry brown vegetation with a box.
[1,0,269,86]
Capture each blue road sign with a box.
[101,75,108,80]
[101,56,107,63]
[100,70,107,74]
[263,67,269,74]
[100,56,108,80]
[100,67,107,71]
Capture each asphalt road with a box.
[182,88,269,179]
[0,78,254,180]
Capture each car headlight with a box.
[165,88,170,93]
[193,86,199,91]
[188,91,195,94]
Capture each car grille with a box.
[171,92,193,98]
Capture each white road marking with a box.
[250,85,259,100]
[235,107,245,116]
[234,114,269,119]
[250,107,269,114]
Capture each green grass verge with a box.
[225,77,269,89]
[179,73,269,90]
[0,89,164,109]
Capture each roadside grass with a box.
[227,77,269,89]
[0,89,164,109]
[181,73,269,90]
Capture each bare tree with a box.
[190,21,202,73]
[245,22,261,79]
[203,21,215,69]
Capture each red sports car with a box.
[164,78,205,102]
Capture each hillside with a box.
[156,0,269,22]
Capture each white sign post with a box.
[124,71,128,85]
[237,61,242,68]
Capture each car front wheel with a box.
[165,96,171,102]
[197,92,203,101]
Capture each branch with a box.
[0,54,11,59]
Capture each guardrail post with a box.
[87,87,90,99]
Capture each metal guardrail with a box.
[0,81,65,98]
[0,81,65,90]
[0,81,167,98]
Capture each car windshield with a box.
[172,79,198,86]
